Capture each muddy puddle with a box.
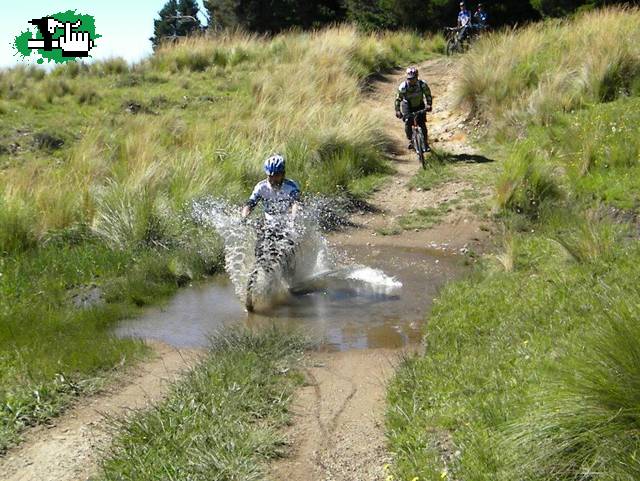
[116,244,466,351]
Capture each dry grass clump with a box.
[1,26,438,253]
[458,7,640,137]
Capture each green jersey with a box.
[395,79,432,112]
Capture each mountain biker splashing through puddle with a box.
[191,154,402,314]
[240,154,306,311]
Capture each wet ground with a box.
[116,244,466,351]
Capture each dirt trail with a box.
[0,57,492,481]
[271,57,493,481]
[0,343,202,481]
[333,56,492,251]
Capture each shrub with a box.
[495,146,562,218]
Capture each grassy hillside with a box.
[388,7,640,481]
[0,26,441,451]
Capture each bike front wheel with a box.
[245,268,258,312]
[446,38,456,56]
[412,127,427,169]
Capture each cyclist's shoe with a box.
[424,144,432,153]
[407,141,413,150]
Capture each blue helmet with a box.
[264,154,285,175]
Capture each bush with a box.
[0,200,37,254]
[495,146,562,218]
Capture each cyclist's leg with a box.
[404,118,413,148]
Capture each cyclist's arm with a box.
[288,183,302,218]
[243,185,261,218]
[394,89,404,113]
[421,81,433,108]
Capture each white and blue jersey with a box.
[247,178,300,219]
[458,9,471,26]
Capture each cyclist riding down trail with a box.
[473,3,488,31]
[241,154,302,311]
[457,2,472,41]
[395,66,432,152]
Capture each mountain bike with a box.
[404,109,430,169]
[445,26,465,56]
[445,24,485,55]
[245,218,298,312]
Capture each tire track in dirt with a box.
[0,343,202,481]
[270,56,493,481]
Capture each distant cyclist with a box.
[395,66,432,152]
[457,2,472,41]
[473,3,488,31]
[242,153,301,222]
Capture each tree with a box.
[529,0,640,17]
[150,0,201,49]
[151,0,179,48]
[346,0,395,30]
[203,0,345,32]
[176,0,202,37]
[203,0,240,30]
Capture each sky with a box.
[1,0,208,69]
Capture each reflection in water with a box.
[115,245,465,351]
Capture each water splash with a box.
[190,197,402,311]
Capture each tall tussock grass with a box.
[495,145,562,218]
[459,7,640,138]
[1,26,436,255]
[504,290,640,481]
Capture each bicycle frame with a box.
[405,109,428,169]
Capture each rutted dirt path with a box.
[0,343,202,481]
[0,57,493,481]
[270,57,494,481]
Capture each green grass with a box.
[397,201,453,231]
[387,229,640,481]
[98,328,308,481]
[387,7,640,481]
[348,172,390,199]
[0,235,224,452]
[408,150,456,191]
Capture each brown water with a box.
[115,244,465,351]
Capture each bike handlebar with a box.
[403,109,428,121]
